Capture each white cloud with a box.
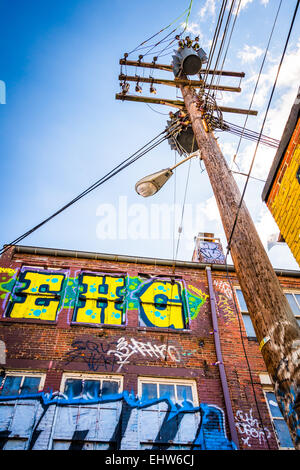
[182,21,203,39]
[199,195,220,222]
[237,45,264,63]
[219,141,237,161]
[199,0,217,19]
[241,38,300,118]
[255,207,299,269]
[238,0,269,11]
[255,206,279,248]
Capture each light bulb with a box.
[136,182,157,197]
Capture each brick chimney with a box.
[192,232,225,264]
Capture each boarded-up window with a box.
[73,274,126,326]
[6,269,65,321]
[138,378,199,449]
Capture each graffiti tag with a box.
[217,294,235,323]
[107,337,181,372]
[235,408,271,447]
[64,340,118,372]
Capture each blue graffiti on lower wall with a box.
[0,391,237,450]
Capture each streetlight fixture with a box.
[135,151,200,197]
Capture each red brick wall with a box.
[1,247,299,449]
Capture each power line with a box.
[126,1,193,58]
[231,0,283,170]
[0,122,182,256]
[226,0,299,255]
[214,0,242,93]
[202,0,229,86]
[206,0,236,98]
[219,120,280,148]
[230,170,266,183]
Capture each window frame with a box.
[0,370,46,396]
[235,287,300,339]
[262,384,294,450]
[137,376,199,406]
[5,266,67,322]
[234,287,256,339]
[137,277,189,331]
[284,290,300,325]
[72,271,127,326]
[59,372,124,397]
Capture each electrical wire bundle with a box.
[202,0,241,99]
[216,120,280,149]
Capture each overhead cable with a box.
[231,0,283,170]
[206,0,236,97]
[202,0,229,86]
[127,1,193,57]
[226,0,299,254]
[0,122,181,256]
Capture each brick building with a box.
[262,87,300,266]
[0,240,299,450]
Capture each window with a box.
[73,273,126,326]
[52,374,123,449]
[137,279,187,330]
[284,292,300,326]
[139,378,197,405]
[264,390,294,449]
[5,268,65,321]
[235,288,256,338]
[236,289,300,338]
[0,372,45,397]
[60,373,122,399]
[138,378,199,449]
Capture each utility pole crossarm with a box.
[115,93,258,115]
[119,59,245,78]
[119,74,242,93]
[115,93,185,109]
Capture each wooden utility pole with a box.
[117,50,300,447]
[180,83,300,449]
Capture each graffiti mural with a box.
[1,270,208,328]
[198,241,225,265]
[73,274,126,325]
[64,339,118,372]
[213,280,236,324]
[135,279,185,329]
[0,268,17,300]
[6,270,65,321]
[213,280,232,299]
[186,285,208,320]
[0,390,237,450]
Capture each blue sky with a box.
[0,0,299,270]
